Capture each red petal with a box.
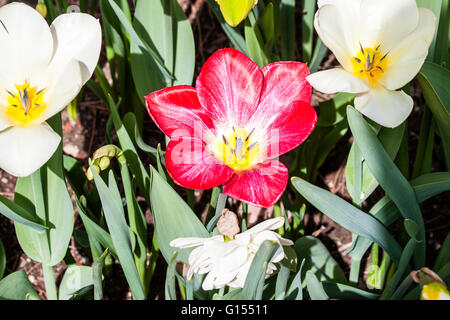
[248,62,317,158]
[222,161,289,208]
[146,86,214,140]
[264,100,318,159]
[196,48,263,127]
[165,136,234,190]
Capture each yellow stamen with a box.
[351,45,388,86]
[5,82,47,126]
[216,128,260,171]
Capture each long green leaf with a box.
[347,106,425,267]
[291,177,402,263]
[417,62,450,169]
[0,270,41,300]
[90,167,145,300]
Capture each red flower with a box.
[146,48,317,208]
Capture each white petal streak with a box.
[314,3,360,71]
[380,9,437,90]
[49,12,102,85]
[0,123,60,177]
[360,0,419,51]
[0,3,53,85]
[307,68,369,94]
[43,59,83,121]
[355,88,413,128]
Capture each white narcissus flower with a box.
[0,3,101,177]
[170,217,293,291]
[307,0,436,128]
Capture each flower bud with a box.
[36,0,47,18]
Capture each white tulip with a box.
[0,3,101,177]
[170,217,293,291]
[307,0,436,128]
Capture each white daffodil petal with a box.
[237,217,285,238]
[355,88,413,128]
[170,237,218,249]
[380,9,437,90]
[49,12,102,85]
[0,3,53,86]
[0,123,60,177]
[42,59,83,121]
[314,3,359,71]
[360,0,419,51]
[307,68,369,94]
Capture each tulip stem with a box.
[241,203,248,232]
[42,264,58,300]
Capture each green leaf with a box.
[280,0,296,60]
[165,251,178,300]
[434,232,450,271]
[90,167,145,300]
[75,196,118,259]
[245,17,269,68]
[301,0,316,62]
[294,236,347,284]
[0,195,48,232]
[285,259,305,300]
[347,106,425,266]
[346,122,406,203]
[93,249,109,300]
[305,271,329,300]
[149,166,209,264]
[321,282,380,300]
[291,177,402,264]
[347,172,450,263]
[275,264,291,300]
[417,62,450,169]
[0,270,41,300]
[0,239,5,279]
[205,0,249,54]
[14,115,74,267]
[309,39,328,73]
[240,240,279,300]
[59,266,94,300]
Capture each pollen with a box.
[4,82,47,126]
[351,44,388,85]
[217,127,260,171]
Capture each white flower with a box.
[0,3,101,177]
[170,217,294,291]
[307,0,436,128]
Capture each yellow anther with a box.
[352,45,388,86]
[217,128,260,171]
[5,83,46,126]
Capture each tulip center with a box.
[352,44,388,85]
[4,82,47,126]
[217,127,260,171]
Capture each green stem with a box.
[42,264,58,300]
[241,203,248,232]
[349,259,361,285]
[273,202,284,236]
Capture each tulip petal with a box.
[360,0,419,52]
[223,161,288,208]
[216,0,257,27]
[0,3,53,86]
[165,136,234,190]
[49,12,102,85]
[0,123,60,177]
[146,86,214,140]
[262,100,317,159]
[196,48,263,128]
[379,9,437,90]
[42,58,83,121]
[314,2,360,71]
[355,88,413,128]
[307,68,369,94]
